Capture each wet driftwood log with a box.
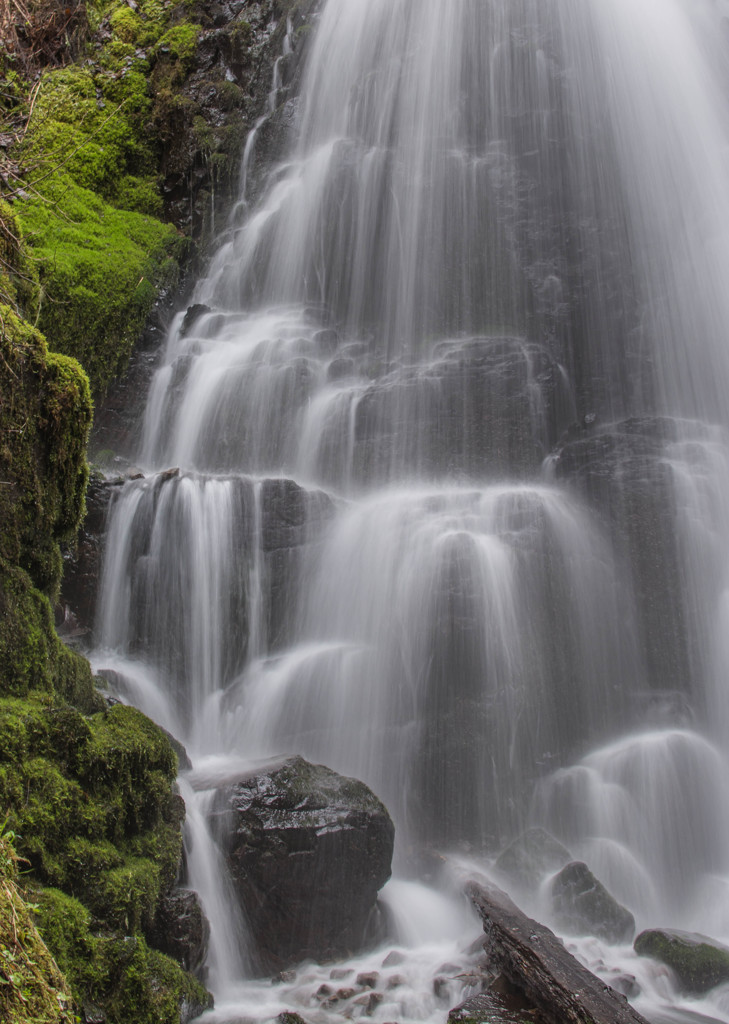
[466,880,651,1024]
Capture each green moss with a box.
[0,305,92,594]
[154,24,200,66]
[17,178,186,394]
[110,7,143,44]
[0,199,40,316]
[34,888,96,997]
[35,889,212,1024]
[0,690,201,1020]
[635,929,729,994]
[0,836,74,1024]
[10,59,190,394]
[23,65,156,204]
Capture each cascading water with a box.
[90,0,729,1020]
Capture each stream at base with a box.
[89,0,729,1020]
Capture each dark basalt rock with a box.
[155,0,320,242]
[210,754,394,971]
[634,929,729,994]
[151,888,210,974]
[494,827,572,892]
[180,303,213,337]
[345,336,571,486]
[551,416,699,698]
[550,861,635,944]
[59,475,123,641]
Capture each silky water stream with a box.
[90,0,729,1021]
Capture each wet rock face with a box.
[634,929,729,994]
[552,416,692,697]
[155,0,320,241]
[347,337,571,485]
[59,475,123,642]
[550,861,635,944]
[494,827,572,892]
[151,888,211,975]
[211,755,395,971]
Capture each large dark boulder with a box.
[210,755,394,972]
[550,861,635,944]
[150,888,210,975]
[634,929,729,994]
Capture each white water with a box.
[91,1,729,1021]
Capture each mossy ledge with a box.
[0,1,320,1017]
[0,829,74,1024]
[0,305,211,1020]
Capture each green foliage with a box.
[0,834,74,1024]
[35,889,212,1024]
[11,57,190,395]
[17,178,186,394]
[0,304,92,595]
[154,24,201,66]
[0,200,39,316]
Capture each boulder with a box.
[495,827,572,891]
[210,755,395,971]
[550,861,635,944]
[150,888,210,975]
[634,929,729,994]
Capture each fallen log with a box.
[466,879,651,1024]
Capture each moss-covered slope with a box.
[0,175,209,1024]
[0,829,74,1024]
[0,295,210,1020]
[0,2,318,1018]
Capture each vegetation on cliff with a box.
[0,1,318,1018]
[0,827,74,1024]
[0,276,209,1019]
[0,7,214,1019]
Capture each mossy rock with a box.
[634,929,729,994]
[0,699,183,895]
[35,888,212,1024]
[17,178,186,396]
[0,199,40,317]
[0,305,92,594]
[0,693,206,1021]
[0,834,74,1024]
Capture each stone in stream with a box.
[550,860,635,944]
[634,929,729,994]
[150,888,210,974]
[210,755,394,971]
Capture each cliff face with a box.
[0,2,317,1020]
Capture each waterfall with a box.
[92,0,729,1021]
